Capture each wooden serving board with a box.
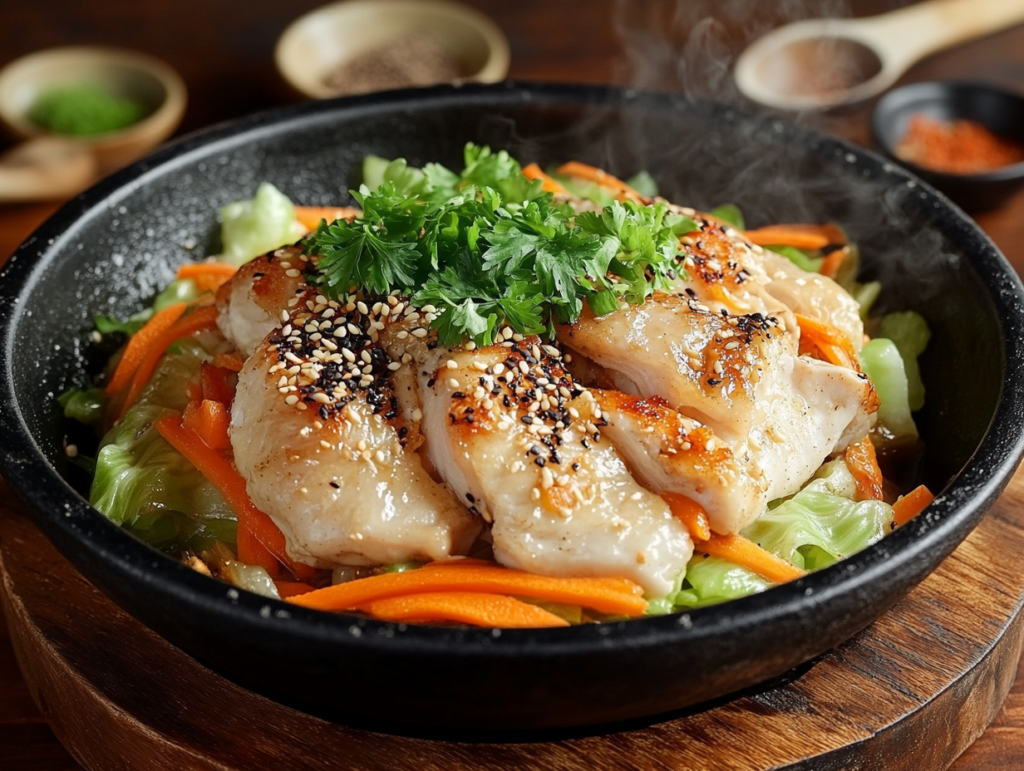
[2,467,1024,771]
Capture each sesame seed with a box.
[285,395,299,405]
[446,359,458,369]
[285,269,301,278]
[65,444,78,458]
[342,349,356,362]
[320,440,332,450]
[448,378,460,389]
[412,408,423,421]
[541,467,554,489]
[387,361,401,371]
[411,328,428,338]
[280,309,290,322]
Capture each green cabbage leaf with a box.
[220,182,305,266]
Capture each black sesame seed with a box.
[329,481,340,489]
[534,456,546,467]
[521,415,534,425]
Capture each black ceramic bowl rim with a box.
[2,83,1024,669]
[872,80,1024,183]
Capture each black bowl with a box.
[2,83,1024,733]
[872,81,1024,212]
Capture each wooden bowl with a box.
[0,46,187,173]
[275,0,510,99]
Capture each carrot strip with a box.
[892,485,934,526]
[182,399,231,451]
[698,534,806,584]
[105,302,187,396]
[212,352,246,372]
[522,163,568,194]
[742,223,846,251]
[275,581,316,599]
[237,520,282,579]
[153,415,318,582]
[845,437,884,501]
[118,305,219,418]
[556,161,644,201]
[818,247,847,279]
[177,262,238,293]
[294,206,360,233]
[287,563,648,616]
[201,362,235,406]
[662,493,712,542]
[795,313,859,370]
[356,592,570,628]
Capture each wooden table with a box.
[1,1,1023,768]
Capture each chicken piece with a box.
[760,249,864,352]
[216,246,309,356]
[397,334,692,597]
[592,390,768,535]
[560,292,876,527]
[673,216,796,328]
[230,292,480,567]
[560,292,794,440]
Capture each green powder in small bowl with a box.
[29,83,147,136]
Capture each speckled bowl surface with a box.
[2,83,1023,733]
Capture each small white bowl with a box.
[275,0,510,99]
[0,46,187,173]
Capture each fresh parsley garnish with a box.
[305,143,693,346]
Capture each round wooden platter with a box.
[2,468,1024,771]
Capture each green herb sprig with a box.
[305,144,696,346]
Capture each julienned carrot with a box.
[212,352,246,372]
[795,313,859,370]
[177,262,238,293]
[356,592,570,629]
[105,302,186,396]
[238,522,282,579]
[742,223,846,251]
[294,206,360,233]
[662,493,712,542]
[275,580,316,599]
[892,485,934,526]
[522,163,567,194]
[287,563,648,616]
[819,247,847,279]
[845,437,884,501]
[698,534,806,584]
[556,161,644,200]
[183,399,231,451]
[118,305,220,419]
[153,415,319,582]
[201,361,235,406]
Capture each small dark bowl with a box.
[872,81,1024,212]
[2,83,1024,734]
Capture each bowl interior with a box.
[2,86,1020,729]
[275,0,510,99]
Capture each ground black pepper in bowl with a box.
[321,36,462,96]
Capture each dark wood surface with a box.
[2,1,1024,768]
[2,468,1024,771]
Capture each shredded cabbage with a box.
[860,337,918,441]
[878,311,930,412]
[91,341,236,553]
[220,182,305,266]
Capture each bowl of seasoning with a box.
[872,81,1024,212]
[275,0,510,99]
[0,46,187,173]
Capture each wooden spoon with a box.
[0,137,97,202]
[735,0,1024,110]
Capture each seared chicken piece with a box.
[760,249,864,352]
[560,292,875,531]
[216,246,309,356]
[387,329,692,597]
[230,292,480,567]
[593,390,767,535]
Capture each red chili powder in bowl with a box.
[894,114,1024,175]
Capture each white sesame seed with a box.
[348,323,361,335]
[313,393,331,404]
[387,361,401,371]
[446,359,458,369]
[285,395,299,405]
[541,467,554,489]
[448,378,460,389]
[396,330,408,339]
[280,309,290,322]
[65,444,78,458]
[342,349,356,362]
[411,328,428,338]
[320,440,332,449]
[493,363,505,375]
[285,269,300,278]
[357,301,369,315]
[412,408,423,421]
